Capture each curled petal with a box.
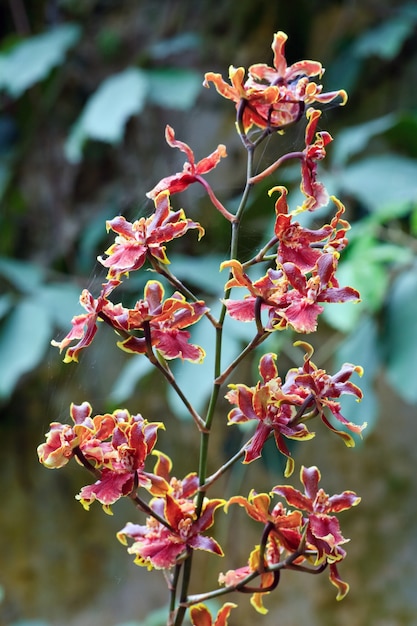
[300,465,320,500]
[272,484,314,512]
[328,492,361,512]
[329,562,350,600]
[147,128,227,199]
[190,602,237,626]
[76,469,135,512]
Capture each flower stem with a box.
[248,151,304,185]
[199,443,246,490]
[215,330,268,386]
[173,548,193,626]
[149,257,219,328]
[196,175,236,223]
[143,321,207,432]
[173,106,265,625]
[168,564,182,626]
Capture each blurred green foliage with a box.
[1,0,417,432]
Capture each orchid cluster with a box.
[38,32,365,626]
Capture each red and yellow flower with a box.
[99,189,204,279]
[222,252,359,334]
[284,341,366,444]
[38,403,165,513]
[51,280,122,362]
[147,125,227,199]
[204,31,347,133]
[119,280,208,362]
[118,485,225,569]
[226,346,365,473]
[226,352,314,475]
[189,602,236,626]
[272,188,349,271]
[273,465,361,599]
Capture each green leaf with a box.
[336,155,417,213]
[0,293,13,320]
[385,264,417,404]
[353,16,414,60]
[169,253,225,295]
[146,68,201,110]
[0,256,45,294]
[332,114,396,166]
[65,68,148,163]
[411,206,417,237]
[34,282,81,328]
[0,24,81,97]
[110,356,154,403]
[0,297,52,399]
[384,112,417,159]
[334,316,381,433]
[0,156,12,201]
[148,32,200,59]
[324,48,362,94]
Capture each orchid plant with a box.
[38,32,366,626]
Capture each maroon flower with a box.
[77,410,165,512]
[227,489,303,553]
[147,125,227,199]
[284,341,366,443]
[190,603,237,626]
[299,108,333,211]
[37,401,113,469]
[119,280,208,362]
[226,345,365,470]
[204,31,347,133]
[118,486,225,569]
[272,187,349,272]
[226,352,314,475]
[99,189,204,279]
[38,404,165,513]
[222,253,359,334]
[51,280,122,362]
[278,253,360,333]
[273,465,360,599]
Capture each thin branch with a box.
[8,0,31,35]
[242,238,278,268]
[149,257,219,328]
[254,296,264,335]
[182,543,309,607]
[199,443,246,490]
[73,447,101,479]
[287,394,315,426]
[248,151,304,185]
[237,570,280,594]
[128,493,174,531]
[196,176,236,223]
[215,330,269,386]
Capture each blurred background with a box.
[1,1,417,625]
